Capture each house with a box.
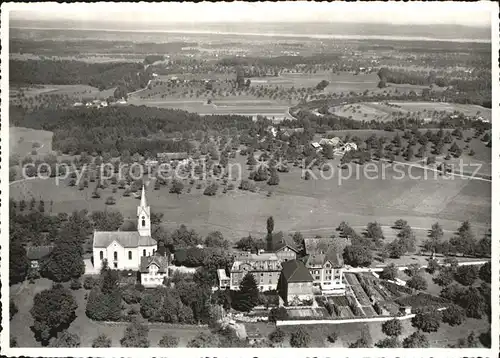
[303,248,346,294]
[303,237,349,294]
[230,252,282,291]
[156,152,189,162]
[100,101,108,108]
[26,245,54,270]
[277,259,314,306]
[340,142,358,152]
[319,137,342,147]
[73,102,83,107]
[268,232,300,261]
[217,269,230,290]
[93,186,157,271]
[140,255,169,287]
[311,142,321,150]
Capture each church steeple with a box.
[137,185,151,237]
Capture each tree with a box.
[204,182,219,196]
[402,332,429,348]
[457,287,487,319]
[92,333,112,347]
[169,179,184,194]
[475,234,491,258]
[450,221,475,256]
[266,216,274,235]
[375,337,401,348]
[49,330,80,347]
[204,231,229,249]
[405,263,421,277]
[91,210,124,231]
[9,241,29,284]
[120,320,150,347]
[426,258,440,274]
[40,243,85,282]
[159,334,179,347]
[343,245,373,267]
[442,305,465,327]
[382,318,402,337]
[10,299,18,320]
[269,328,286,345]
[324,144,334,159]
[30,284,78,344]
[479,262,491,283]
[427,222,443,253]
[366,222,384,242]
[233,273,259,312]
[407,275,427,291]
[268,307,289,323]
[187,332,218,347]
[411,308,441,333]
[433,267,455,286]
[393,219,407,229]
[267,168,280,185]
[290,327,311,348]
[348,326,372,348]
[380,264,398,281]
[454,265,478,286]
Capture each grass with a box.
[10,127,54,159]
[9,278,208,347]
[330,101,492,123]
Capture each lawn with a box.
[10,127,54,158]
[9,278,208,347]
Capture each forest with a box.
[10,59,152,92]
[10,105,255,155]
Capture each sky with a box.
[8,1,493,27]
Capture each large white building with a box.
[92,186,157,271]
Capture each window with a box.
[326,276,332,281]
[142,216,146,227]
[315,276,320,280]
[128,251,132,260]
[153,249,156,255]
[99,251,104,260]
[326,269,332,274]
[261,273,264,276]
[268,279,272,284]
[143,249,146,257]
[325,263,331,268]
[113,251,118,261]
[113,262,118,269]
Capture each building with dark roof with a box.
[277,259,314,306]
[26,245,54,269]
[140,255,169,287]
[267,232,300,261]
[92,186,157,271]
[303,237,347,295]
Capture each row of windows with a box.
[99,249,154,261]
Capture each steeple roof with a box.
[140,185,147,208]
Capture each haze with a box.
[8,1,492,27]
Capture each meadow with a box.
[330,101,492,123]
[9,127,53,158]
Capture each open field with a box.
[330,101,492,123]
[9,127,53,158]
[10,152,490,242]
[10,84,116,104]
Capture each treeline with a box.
[11,105,254,155]
[144,55,165,65]
[218,53,341,68]
[10,39,197,56]
[10,59,151,92]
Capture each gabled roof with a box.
[304,247,344,268]
[26,245,54,260]
[93,231,156,248]
[269,232,300,253]
[140,255,169,273]
[280,260,313,283]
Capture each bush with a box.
[203,183,218,196]
[268,307,289,323]
[70,278,82,290]
[454,265,478,286]
[407,275,428,291]
[83,276,101,290]
[426,259,440,274]
[327,330,338,343]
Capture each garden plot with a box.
[286,307,330,319]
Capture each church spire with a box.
[137,185,151,237]
[140,185,147,208]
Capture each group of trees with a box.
[10,59,151,94]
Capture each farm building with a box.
[340,142,358,152]
[277,259,314,306]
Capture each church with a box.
[92,186,158,271]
